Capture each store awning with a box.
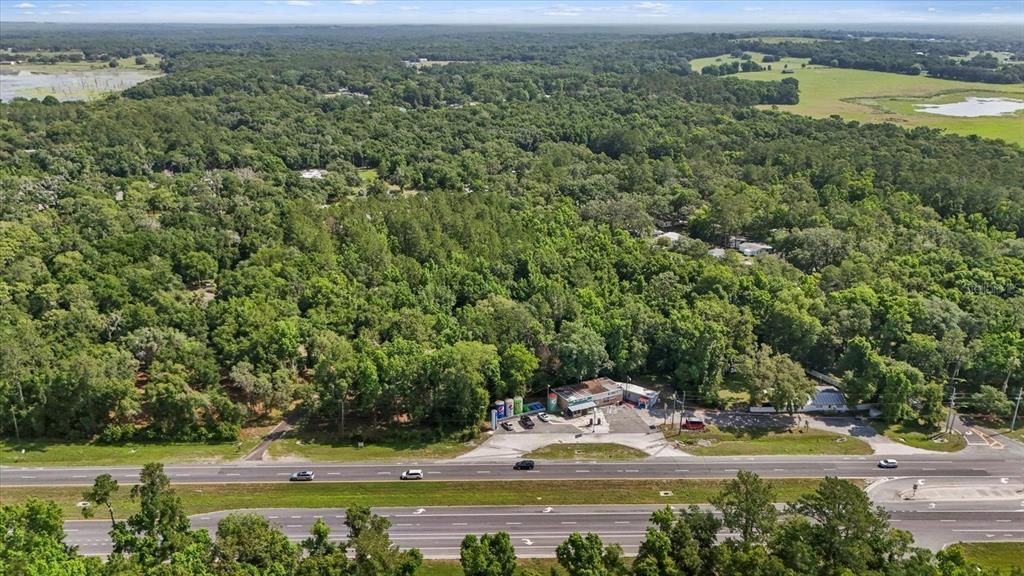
[568,401,597,412]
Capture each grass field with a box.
[958,542,1024,571]
[869,422,967,452]
[669,425,873,456]
[739,36,826,44]
[525,443,648,461]
[1,429,267,466]
[738,65,1024,144]
[2,53,161,74]
[689,51,814,74]
[1,54,162,101]
[1,478,827,519]
[268,434,479,462]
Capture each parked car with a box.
[537,413,550,423]
[400,469,424,480]
[513,459,535,470]
[289,470,315,481]
[519,415,535,429]
[682,419,706,431]
[878,459,899,469]
[501,421,514,431]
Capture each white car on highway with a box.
[400,469,424,480]
[878,459,899,469]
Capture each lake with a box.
[915,97,1024,118]
[0,68,160,102]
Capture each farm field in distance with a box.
[0,52,162,101]
[738,62,1024,144]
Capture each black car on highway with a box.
[289,470,315,481]
[513,459,535,470]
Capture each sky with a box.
[1,0,1022,26]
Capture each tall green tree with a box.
[213,513,299,576]
[710,470,778,544]
[81,473,119,526]
[110,463,196,567]
[459,532,517,576]
[555,533,627,576]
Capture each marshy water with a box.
[915,96,1024,118]
[0,68,159,102]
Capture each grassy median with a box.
[869,422,967,453]
[525,443,648,461]
[668,426,873,456]
[958,542,1024,570]
[2,479,828,519]
[1,431,266,467]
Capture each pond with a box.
[0,68,160,102]
[915,96,1024,118]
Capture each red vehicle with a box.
[682,419,706,431]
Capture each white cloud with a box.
[346,0,378,4]
[54,2,73,6]
[15,2,35,8]
[544,3,582,16]
[398,5,420,10]
[285,0,316,5]
[57,10,76,14]
[927,6,936,11]
[632,1,668,10]
[742,6,764,12]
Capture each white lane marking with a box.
[377,472,391,475]
[276,473,290,476]
[923,468,936,471]
[506,522,521,525]
[65,529,79,532]
[575,470,590,473]
[19,476,36,479]
[724,469,738,472]
[328,472,340,476]
[200,517,210,521]
[452,522,467,526]
[614,521,630,524]
[290,516,302,519]
[625,469,639,473]
[177,474,191,477]
[269,516,279,519]
[561,522,576,525]
[954,529,1024,532]
[997,520,1012,523]
[226,473,240,476]
[476,471,490,474]
[940,520,956,523]
[72,475,88,478]
[676,469,688,472]
[286,525,301,528]
[774,468,785,471]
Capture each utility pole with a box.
[1011,388,1023,432]
[945,386,957,435]
[672,393,679,431]
[679,390,687,430]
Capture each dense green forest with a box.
[3,466,1020,576]
[1,28,1023,443]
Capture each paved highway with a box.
[62,499,1024,558]
[3,452,1022,487]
